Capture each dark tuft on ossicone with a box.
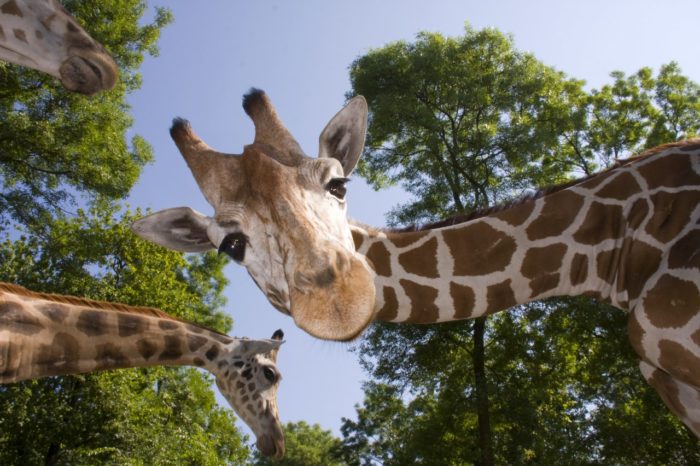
[242,88,267,116]
[170,117,191,140]
[272,329,284,341]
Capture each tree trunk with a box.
[44,442,60,466]
[473,316,494,466]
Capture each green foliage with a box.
[0,0,172,233]
[343,23,700,464]
[349,24,588,224]
[251,421,345,466]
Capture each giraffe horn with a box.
[169,118,240,208]
[242,89,305,165]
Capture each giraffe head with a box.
[0,0,118,94]
[133,89,376,341]
[215,329,285,459]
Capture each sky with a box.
[126,0,700,441]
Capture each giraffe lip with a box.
[59,52,117,94]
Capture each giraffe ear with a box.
[131,207,213,252]
[318,95,368,176]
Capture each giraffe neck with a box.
[351,139,700,323]
[0,283,234,383]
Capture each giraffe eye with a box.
[326,178,349,200]
[218,232,247,262]
[263,366,277,383]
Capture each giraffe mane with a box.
[394,138,700,233]
[0,281,228,336]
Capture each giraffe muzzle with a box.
[59,49,118,95]
[289,255,376,341]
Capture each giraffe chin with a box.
[59,51,118,95]
[290,258,376,342]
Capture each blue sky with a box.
[126,0,700,440]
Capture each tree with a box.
[342,24,700,464]
[251,421,345,466]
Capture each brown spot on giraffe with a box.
[619,238,663,302]
[351,229,364,250]
[1,0,22,17]
[626,198,649,230]
[595,172,642,200]
[0,301,43,335]
[13,28,26,43]
[521,243,567,279]
[34,29,42,40]
[570,253,589,286]
[136,338,157,360]
[205,344,220,361]
[388,230,429,248]
[76,309,109,336]
[526,190,584,240]
[398,237,439,278]
[485,280,517,314]
[96,342,128,367]
[118,313,149,337]
[646,366,687,417]
[529,273,561,298]
[365,242,391,277]
[443,222,517,276]
[521,243,567,297]
[668,230,700,271]
[34,332,80,375]
[400,279,439,323]
[644,275,700,329]
[450,282,475,319]
[493,200,535,227]
[658,340,700,388]
[645,191,700,243]
[637,153,700,189]
[0,340,20,380]
[692,328,700,347]
[187,334,208,352]
[65,19,79,33]
[39,304,68,323]
[572,202,625,245]
[158,320,179,331]
[376,286,398,321]
[159,335,183,361]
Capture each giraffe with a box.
[132,89,700,436]
[0,0,117,94]
[0,282,285,458]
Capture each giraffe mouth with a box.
[59,51,118,95]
